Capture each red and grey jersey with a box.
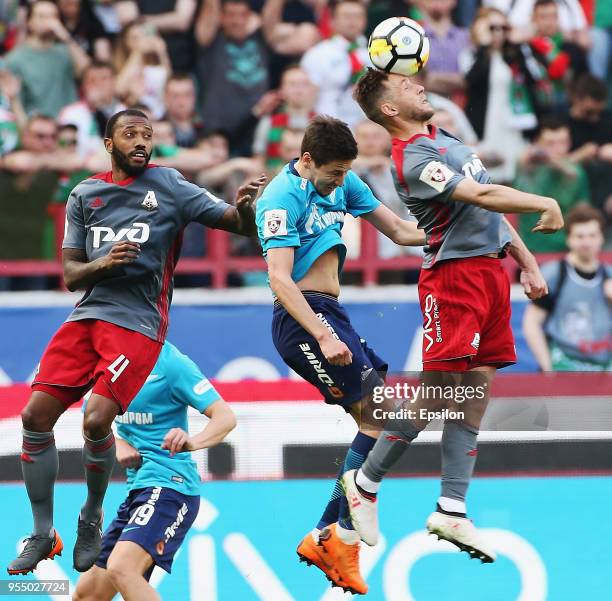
[391,125,511,269]
[63,165,230,342]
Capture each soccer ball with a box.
[368,17,430,77]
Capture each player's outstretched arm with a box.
[503,217,548,300]
[362,204,426,246]
[451,178,564,233]
[213,175,267,236]
[267,247,353,366]
[195,0,221,46]
[161,400,236,456]
[62,243,140,291]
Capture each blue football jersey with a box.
[256,161,381,282]
[110,342,221,495]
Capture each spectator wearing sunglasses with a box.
[461,7,550,182]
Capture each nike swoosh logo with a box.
[145,374,160,382]
[123,527,140,533]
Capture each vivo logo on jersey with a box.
[423,293,442,352]
[91,222,150,248]
[305,207,344,234]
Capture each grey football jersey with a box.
[536,260,611,364]
[63,166,230,341]
[391,126,511,268]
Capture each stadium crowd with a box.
[0,0,610,281]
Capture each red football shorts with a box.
[418,256,516,372]
[32,319,162,412]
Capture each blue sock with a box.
[317,432,377,530]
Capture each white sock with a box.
[336,523,360,545]
[356,468,380,494]
[438,496,466,515]
[311,528,320,543]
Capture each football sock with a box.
[336,522,360,545]
[359,418,420,490]
[310,528,321,543]
[80,432,116,524]
[21,429,58,537]
[355,470,380,497]
[317,432,376,530]
[440,421,478,510]
[337,433,377,530]
[437,500,467,517]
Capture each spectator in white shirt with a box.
[301,0,370,129]
[58,61,125,157]
[483,0,590,48]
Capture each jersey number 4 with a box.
[108,354,130,382]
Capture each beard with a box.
[111,146,151,177]
[404,102,436,123]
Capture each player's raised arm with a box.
[451,178,564,233]
[362,204,425,246]
[267,247,353,366]
[344,170,425,246]
[214,174,267,236]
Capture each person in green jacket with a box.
[516,116,590,253]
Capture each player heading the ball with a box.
[341,68,563,563]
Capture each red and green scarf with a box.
[266,106,315,170]
[347,40,367,85]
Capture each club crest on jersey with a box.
[263,209,287,238]
[142,190,158,211]
[419,161,455,193]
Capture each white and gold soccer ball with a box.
[368,17,430,77]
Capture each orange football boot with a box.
[296,532,340,585]
[319,523,368,595]
[7,530,64,575]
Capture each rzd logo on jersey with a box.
[91,222,150,248]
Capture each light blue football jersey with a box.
[256,160,381,282]
[99,342,221,496]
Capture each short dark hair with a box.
[58,123,78,133]
[353,68,390,125]
[301,116,358,165]
[165,73,195,88]
[83,60,115,79]
[570,74,608,102]
[533,0,557,10]
[104,109,149,139]
[537,115,569,135]
[566,203,606,235]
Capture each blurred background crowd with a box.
[0,0,610,279]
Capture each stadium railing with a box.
[0,206,610,288]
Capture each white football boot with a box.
[426,509,496,563]
[341,470,379,546]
